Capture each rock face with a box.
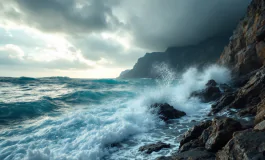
[191,80,222,103]
[156,148,215,160]
[209,93,236,115]
[216,129,265,160]
[254,120,265,131]
[218,0,265,76]
[119,36,230,78]
[139,141,170,154]
[158,1,265,160]
[150,103,186,121]
[179,117,243,153]
[204,118,242,152]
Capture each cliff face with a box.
[119,36,229,78]
[219,0,265,76]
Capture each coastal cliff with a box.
[136,0,265,159]
[119,36,229,78]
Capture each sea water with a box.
[0,65,231,160]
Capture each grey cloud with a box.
[0,0,252,70]
[70,34,124,61]
[115,0,251,50]
[68,34,146,67]
[0,50,91,70]
[1,0,121,34]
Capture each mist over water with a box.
[0,65,231,160]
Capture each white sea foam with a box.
[0,64,231,160]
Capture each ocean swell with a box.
[0,65,231,160]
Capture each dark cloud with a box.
[1,0,121,34]
[116,0,251,50]
[2,0,251,51]
[0,0,251,76]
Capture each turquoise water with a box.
[0,65,231,160]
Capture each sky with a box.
[0,0,250,78]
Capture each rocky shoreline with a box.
[138,0,265,159]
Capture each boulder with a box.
[216,129,265,160]
[179,139,203,153]
[254,120,265,131]
[180,120,212,147]
[191,86,221,103]
[219,84,233,93]
[139,141,170,154]
[255,95,265,124]
[230,67,265,109]
[256,41,265,64]
[150,103,186,121]
[256,25,265,42]
[206,80,217,87]
[179,118,243,152]
[205,117,242,152]
[156,148,215,160]
[209,93,236,115]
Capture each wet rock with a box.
[230,67,265,109]
[254,120,265,131]
[256,25,265,42]
[156,148,215,160]
[209,93,236,115]
[256,41,265,65]
[237,105,257,117]
[216,129,265,160]
[139,141,170,154]
[219,84,233,93]
[191,86,221,103]
[255,97,265,124]
[179,139,203,153]
[231,70,257,87]
[205,117,242,152]
[206,80,217,87]
[180,120,212,147]
[150,103,186,121]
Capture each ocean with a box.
[0,65,231,160]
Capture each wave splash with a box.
[0,65,231,160]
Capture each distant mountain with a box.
[119,36,230,78]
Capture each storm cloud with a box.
[0,0,251,77]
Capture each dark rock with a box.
[219,84,233,93]
[256,25,265,42]
[232,44,262,76]
[139,141,170,154]
[256,41,265,65]
[254,120,265,131]
[230,67,265,109]
[209,93,236,115]
[231,70,257,87]
[205,117,242,152]
[179,139,203,153]
[255,100,265,124]
[237,105,257,117]
[150,103,186,121]
[206,80,217,87]
[156,148,215,160]
[216,129,265,160]
[191,86,221,103]
[218,0,265,76]
[180,120,212,147]
[119,36,230,78]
